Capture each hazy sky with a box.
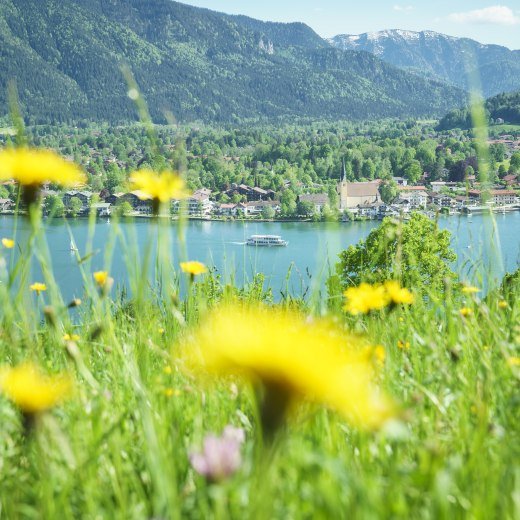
[181,1,520,49]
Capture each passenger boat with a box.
[246,235,288,247]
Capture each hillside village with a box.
[1,121,519,221]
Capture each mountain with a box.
[0,0,466,124]
[328,30,520,98]
[437,90,520,130]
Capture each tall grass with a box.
[0,191,518,519]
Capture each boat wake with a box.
[230,241,247,245]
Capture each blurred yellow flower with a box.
[62,333,80,342]
[507,356,520,367]
[0,148,85,187]
[462,286,480,294]
[163,366,172,375]
[180,261,208,276]
[1,238,14,249]
[93,271,109,287]
[373,345,386,365]
[498,300,508,309]
[397,340,410,350]
[164,388,181,397]
[0,363,72,414]
[384,281,414,305]
[185,306,394,429]
[343,283,389,315]
[460,307,473,317]
[129,169,189,203]
[158,327,165,335]
[30,282,47,294]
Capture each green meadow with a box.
[0,197,518,519]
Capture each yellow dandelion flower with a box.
[30,282,47,295]
[373,345,386,365]
[384,281,414,305]
[0,363,72,414]
[498,300,508,309]
[0,148,85,187]
[163,366,172,375]
[158,328,165,335]
[460,307,473,317]
[1,238,14,249]
[185,305,394,430]
[129,169,189,204]
[180,261,208,276]
[507,356,520,367]
[93,271,109,287]
[164,388,181,397]
[397,340,410,350]
[62,333,80,342]
[462,286,480,294]
[343,283,389,315]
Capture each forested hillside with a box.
[329,30,520,98]
[437,91,520,130]
[0,0,465,124]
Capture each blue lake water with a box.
[1,212,519,301]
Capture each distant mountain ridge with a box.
[328,29,520,98]
[0,0,465,124]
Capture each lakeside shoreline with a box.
[1,205,519,223]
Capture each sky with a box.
[181,1,520,49]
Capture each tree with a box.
[335,213,457,296]
[68,197,83,217]
[117,201,133,216]
[379,180,398,204]
[280,190,297,216]
[509,152,520,174]
[498,164,508,179]
[296,200,315,218]
[261,206,275,220]
[43,195,65,217]
[321,204,339,222]
[489,143,506,163]
[403,160,422,184]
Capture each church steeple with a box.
[341,158,347,182]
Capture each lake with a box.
[1,212,519,301]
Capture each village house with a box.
[356,202,384,219]
[468,189,518,206]
[225,183,274,202]
[503,174,518,186]
[398,188,428,207]
[392,177,408,187]
[187,189,213,216]
[105,193,124,206]
[63,190,93,209]
[90,202,112,217]
[242,200,281,216]
[122,191,152,214]
[430,193,454,208]
[298,193,329,213]
[217,203,239,217]
[0,198,14,213]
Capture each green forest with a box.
[438,91,520,131]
